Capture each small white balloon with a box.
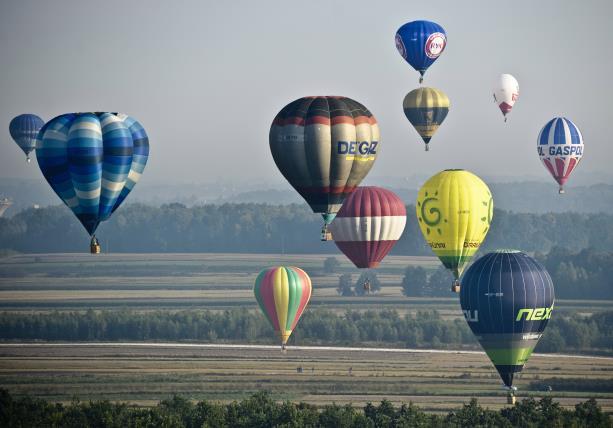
[493,74,519,121]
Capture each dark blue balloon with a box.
[460,250,555,389]
[9,114,44,161]
[395,20,447,81]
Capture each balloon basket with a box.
[90,237,101,254]
[424,144,429,152]
[558,186,565,194]
[281,344,287,354]
[321,225,333,241]
[451,281,460,293]
[507,392,516,405]
[26,157,31,163]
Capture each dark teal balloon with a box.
[9,114,44,161]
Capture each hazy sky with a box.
[1,0,611,187]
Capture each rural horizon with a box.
[1,1,612,427]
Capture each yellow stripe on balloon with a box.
[273,267,289,334]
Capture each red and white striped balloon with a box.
[328,187,406,268]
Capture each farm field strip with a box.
[0,344,610,412]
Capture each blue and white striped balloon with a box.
[536,117,583,194]
[35,113,149,235]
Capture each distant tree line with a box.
[399,248,613,299]
[0,308,611,355]
[0,203,612,254]
[537,247,613,299]
[0,389,610,428]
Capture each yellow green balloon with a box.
[253,266,312,350]
[416,170,493,291]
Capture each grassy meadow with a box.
[0,252,611,412]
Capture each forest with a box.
[0,389,610,428]
[398,247,613,299]
[0,203,612,255]
[0,308,610,355]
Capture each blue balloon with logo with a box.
[35,112,149,240]
[395,20,447,83]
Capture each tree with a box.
[401,266,428,297]
[354,271,381,296]
[323,257,341,273]
[573,398,610,427]
[427,267,454,297]
[337,274,354,296]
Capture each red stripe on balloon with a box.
[554,158,565,179]
[298,186,357,194]
[335,240,399,268]
[564,157,578,178]
[305,116,332,126]
[335,187,406,218]
[272,117,305,126]
[260,268,280,331]
[499,102,512,114]
[542,159,556,178]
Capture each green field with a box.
[0,253,605,315]
[0,343,611,414]
[0,252,611,412]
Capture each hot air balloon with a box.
[416,170,493,292]
[253,266,312,352]
[537,117,584,194]
[403,87,449,151]
[9,114,44,163]
[395,20,447,83]
[460,250,554,404]
[35,112,149,252]
[328,187,406,269]
[270,96,380,241]
[493,74,519,122]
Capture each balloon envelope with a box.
[537,117,583,193]
[35,112,149,236]
[329,187,406,268]
[493,74,519,119]
[253,266,312,345]
[269,96,380,226]
[403,87,449,149]
[416,169,493,281]
[9,114,44,159]
[395,20,447,80]
[460,250,554,388]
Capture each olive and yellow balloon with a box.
[403,87,449,151]
[253,266,312,351]
[416,170,493,292]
